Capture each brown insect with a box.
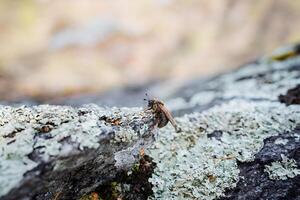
[144,94,180,132]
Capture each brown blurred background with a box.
[0,0,300,101]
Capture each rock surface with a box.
[147,44,300,199]
[221,128,300,200]
[1,44,300,200]
[0,105,156,200]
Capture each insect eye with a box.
[153,104,157,110]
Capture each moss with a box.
[89,155,156,200]
[132,162,140,172]
[80,192,102,200]
[109,181,121,199]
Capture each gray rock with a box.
[220,128,300,200]
[0,104,156,200]
[148,44,300,199]
[1,44,300,200]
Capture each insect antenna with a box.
[144,92,153,101]
[144,93,148,101]
[143,93,151,111]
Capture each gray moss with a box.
[264,154,300,180]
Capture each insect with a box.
[144,94,180,132]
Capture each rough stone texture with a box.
[1,44,300,200]
[92,154,156,200]
[149,100,300,200]
[147,44,300,199]
[221,129,300,200]
[279,84,300,105]
[0,104,156,200]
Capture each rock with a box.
[221,128,300,200]
[279,84,300,105]
[1,43,300,200]
[147,44,300,199]
[0,104,156,200]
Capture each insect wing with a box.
[157,103,177,129]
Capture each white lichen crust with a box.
[149,100,300,199]
[166,55,300,113]
[1,45,300,199]
[264,154,300,180]
[0,104,155,198]
[149,50,300,200]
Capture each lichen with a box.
[0,128,38,196]
[149,100,300,199]
[148,51,300,199]
[0,104,154,198]
[166,55,300,113]
[264,154,300,180]
[274,138,289,145]
[1,46,299,199]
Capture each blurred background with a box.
[0,0,300,102]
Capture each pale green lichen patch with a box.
[0,128,37,196]
[274,138,289,145]
[264,154,300,180]
[212,55,300,102]
[149,100,300,199]
[221,65,300,101]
